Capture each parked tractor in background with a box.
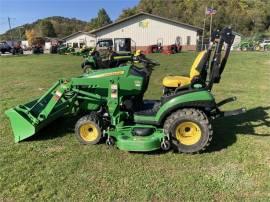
[31,37,45,54]
[164,43,182,54]
[238,37,270,51]
[57,44,75,55]
[239,39,260,51]
[259,39,270,51]
[150,37,182,54]
[72,46,93,57]
[81,38,135,72]
[151,39,163,53]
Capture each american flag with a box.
[206,7,217,15]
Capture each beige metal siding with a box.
[95,15,198,47]
[64,34,96,47]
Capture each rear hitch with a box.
[212,96,246,119]
[219,107,246,117]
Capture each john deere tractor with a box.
[81,38,135,72]
[5,27,245,153]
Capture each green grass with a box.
[0,52,269,201]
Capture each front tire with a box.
[75,113,102,145]
[164,108,213,153]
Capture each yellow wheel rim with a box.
[175,122,202,145]
[79,123,99,142]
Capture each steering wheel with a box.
[136,54,160,66]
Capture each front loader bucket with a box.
[5,80,74,143]
[5,108,36,143]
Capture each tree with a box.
[38,20,56,37]
[88,8,112,30]
[117,7,138,20]
[25,29,37,46]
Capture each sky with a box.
[0,0,139,34]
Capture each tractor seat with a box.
[162,50,208,88]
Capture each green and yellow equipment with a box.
[81,49,145,73]
[81,38,136,72]
[5,27,245,153]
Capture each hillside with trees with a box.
[0,16,88,41]
[0,8,113,41]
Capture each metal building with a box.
[90,12,202,51]
[62,31,96,48]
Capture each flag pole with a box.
[209,3,213,42]
[209,14,213,42]
[201,7,207,50]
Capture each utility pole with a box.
[18,26,23,40]
[8,17,13,40]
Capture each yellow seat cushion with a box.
[162,50,207,88]
[162,76,191,88]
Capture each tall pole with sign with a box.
[201,7,207,50]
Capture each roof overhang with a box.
[62,31,96,41]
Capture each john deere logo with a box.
[139,20,149,28]
[134,80,142,87]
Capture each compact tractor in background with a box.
[57,44,75,55]
[5,27,245,154]
[81,38,137,72]
[151,39,163,53]
[150,37,182,54]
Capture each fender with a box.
[134,90,216,125]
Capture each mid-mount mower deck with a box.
[5,27,246,154]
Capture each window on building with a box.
[73,42,78,48]
[187,36,191,45]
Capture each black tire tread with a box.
[164,108,213,154]
[75,112,102,145]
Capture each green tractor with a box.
[57,44,75,55]
[239,38,260,51]
[72,46,94,57]
[5,27,245,153]
[81,38,138,73]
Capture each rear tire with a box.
[164,108,212,154]
[75,113,102,145]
